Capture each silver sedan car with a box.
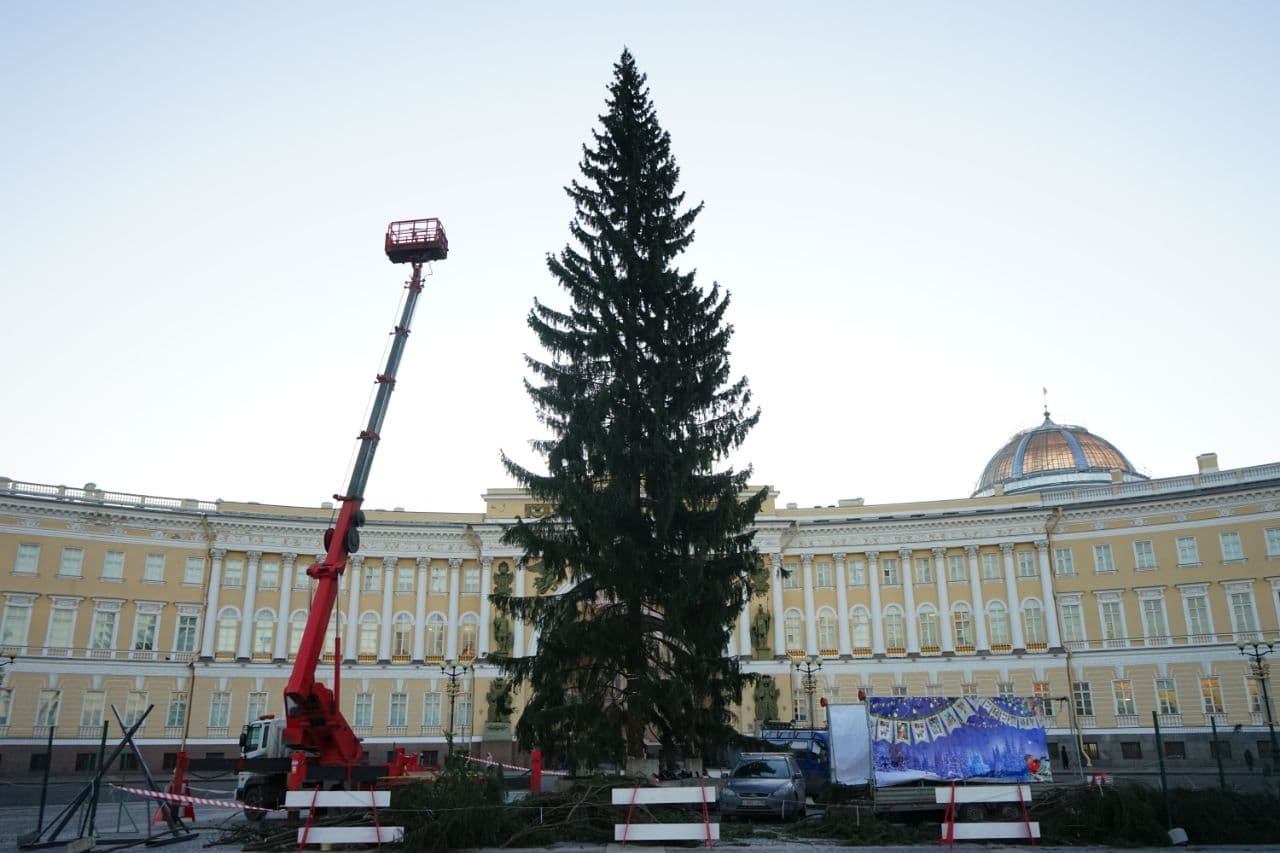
[718,753,807,820]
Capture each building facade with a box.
[1,415,1278,777]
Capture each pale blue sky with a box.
[2,2,1276,511]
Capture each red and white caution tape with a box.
[465,755,569,776]
[109,783,276,812]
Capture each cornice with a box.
[1055,486,1280,524]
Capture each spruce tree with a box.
[494,49,766,768]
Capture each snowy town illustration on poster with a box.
[868,696,1053,786]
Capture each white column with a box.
[801,554,818,656]
[445,558,462,660]
[967,546,988,650]
[932,548,954,653]
[236,551,261,660]
[478,557,493,657]
[379,557,395,661]
[900,548,919,654]
[1001,544,1025,649]
[1036,541,1062,647]
[413,557,428,662]
[867,551,885,655]
[770,553,785,656]
[199,548,225,659]
[344,555,363,662]
[737,592,752,658]
[274,553,295,660]
[512,561,527,658]
[834,553,851,657]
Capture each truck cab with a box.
[236,715,289,817]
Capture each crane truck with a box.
[219,219,449,816]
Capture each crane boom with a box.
[283,219,446,767]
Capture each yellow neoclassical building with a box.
[1,413,1278,776]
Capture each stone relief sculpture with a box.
[753,675,780,725]
[750,605,772,657]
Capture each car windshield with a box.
[732,758,790,779]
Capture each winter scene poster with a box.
[868,696,1052,787]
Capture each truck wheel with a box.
[243,787,266,823]
[958,803,986,822]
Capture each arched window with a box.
[1023,599,1046,646]
[850,607,871,650]
[392,612,413,659]
[784,609,804,653]
[215,607,239,658]
[952,603,974,649]
[426,613,446,659]
[988,601,1010,647]
[288,610,307,658]
[918,604,939,650]
[459,613,479,660]
[884,607,905,651]
[252,608,275,658]
[358,612,380,659]
[816,608,837,652]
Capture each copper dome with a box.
[973,414,1145,497]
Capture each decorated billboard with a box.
[868,696,1052,787]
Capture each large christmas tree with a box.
[494,49,766,767]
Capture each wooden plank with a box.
[613,823,720,841]
[942,822,1040,840]
[285,789,392,808]
[297,826,404,845]
[610,786,716,805]
[933,784,1031,804]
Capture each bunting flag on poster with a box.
[866,696,1053,786]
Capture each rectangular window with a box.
[81,690,106,728]
[1112,679,1137,716]
[389,693,408,727]
[223,558,244,588]
[429,567,447,593]
[246,692,269,721]
[2,602,31,646]
[1082,741,1101,761]
[133,613,158,650]
[59,547,84,578]
[1176,536,1199,566]
[396,567,414,594]
[175,614,199,653]
[75,752,98,772]
[1155,678,1179,715]
[1200,677,1225,714]
[848,559,866,586]
[208,692,231,728]
[47,607,75,648]
[1220,531,1244,562]
[1016,551,1037,578]
[1266,527,1280,558]
[166,692,188,728]
[982,552,1001,580]
[455,694,472,733]
[1053,547,1075,576]
[1093,544,1115,573]
[961,683,978,698]
[423,692,442,727]
[1230,591,1259,635]
[1100,599,1125,646]
[463,567,480,594]
[35,689,61,727]
[1073,681,1094,717]
[362,569,382,593]
[1059,603,1085,644]
[15,543,40,575]
[1247,678,1264,715]
[815,561,834,588]
[123,691,147,726]
[1142,598,1169,643]
[782,563,800,589]
[183,557,204,585]
[1133,540,1156,571]
[259,560,279,590]
[1164,741,1186,760]
[914,557,933,584]
[90,609,116,650]
[1121,741,1143,759]
[1033,682,1053,718]
[354,693,374,727]
[1185,594,1212,640]
[947,554,966,582]
[143,554,165,582]
[102,550,125,580]
[891,685,908,697]
[880,557,900,585]
[1211,741,1232,759]
[0,687,12,725]
[997,682,1015,698]
[295,563,312,590]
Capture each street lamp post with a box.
[793,656,822,729]
[441,660,470,755]
[1238,640,1279,767]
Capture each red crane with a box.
[282,219,448,769]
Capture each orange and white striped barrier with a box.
[465,755,570,776]
[110,783,276,812]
